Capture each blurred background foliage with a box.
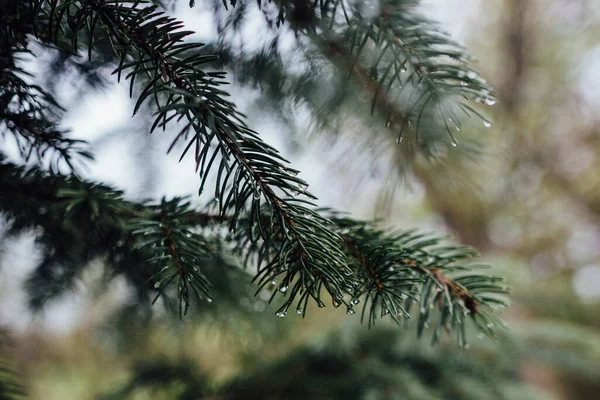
[1,0,600,399]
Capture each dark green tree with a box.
[0,0,511,397]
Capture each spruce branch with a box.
[208,0,496,146]
[129,197,218,317]
[312,0,497,141]
[0,1,92,171]
[329,214,508,345]
[0,159,507,343]
[24,0,352,309]
[0,157,229,312]
[2,0,510,344]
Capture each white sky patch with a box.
[36,293,87,335]
[575,44,600,114]
[572,265,600,300]
[172,2,218,43]
[419,0,481,42]
[239,6,275,54]
[85,131,140,194]
[567,224,600,264]
[62,83,132,143]
[154,145,210,202]
[0,233,40,331]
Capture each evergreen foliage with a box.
[0,0,508,399]
[100,328,548,400]
[0,0,507,387]
[2,1,598,399]
[0,363,24,400]
[0,332,24,400]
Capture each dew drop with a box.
[318,301,326,308]
[396,135,403,144]
[275,311,287,318]
[154,282,161,289]
[193,266,199,272]
[253,191,261,200]
[279,285,288,293]
[467,71,477,79]
[270,280,277,286]
[385,121,391,127]
[485,98,496,106]
[401,67,407,73]
[486,322,494,329]
[207,298,213,303]
[296,308,303,315]
[347,309,355,315]
[383,309,390,316]
[455,125,462,131]
[187,276,193,282]
[350,297,360,306]
[483,120,492,128]
[457,70,466,78]
[297,182,309,191]
[451,138,458,147]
